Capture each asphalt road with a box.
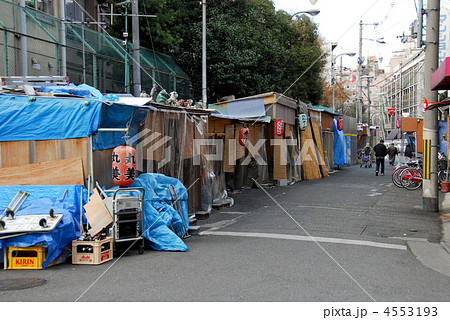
[1,163,449,302]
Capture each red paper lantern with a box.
[337,118,344,131]
[239,126,249,146]
[112,145,136,187]
[275,120,284,136]
[396,119,401,129]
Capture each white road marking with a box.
[200,230,407,250]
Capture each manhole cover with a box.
[0,278,48,291]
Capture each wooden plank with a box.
[0,141,30,168]
[64,138,89,181]
[311,120,328,177]
[300,124,322,180]
[0,158,84,186]
[84,189,113,237]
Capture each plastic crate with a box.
[72,237,113,265]
[7,246,55,270]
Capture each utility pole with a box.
[358,21,379,124]
[202,0,207,108]
[422,0,440,212]
[132,0,141,96]
[357,21,363,123]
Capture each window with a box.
[26,0,54,16]
[65,0,85,22]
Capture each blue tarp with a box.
[0,185,88,269]
[333,118,347,166]
[36,83,102,99]
[0,95,102,141]
[92,103,149,151]
[130,173,189,252]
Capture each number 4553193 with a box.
[383,307,438,317]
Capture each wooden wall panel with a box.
[0,141,30,168]
[0,158,84,186]
[311,120,328,177]
[224,124,235,173]
[273,132,287,180]
[35,140,61,163]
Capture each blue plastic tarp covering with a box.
[0,185,88,269]
[130,173,189,252]
[92,103,149,150]
[0,95,102,141]
[333,118,347,166]
[439,121,448,157]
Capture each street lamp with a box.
[291,9,320,18]
[332,52,356,113]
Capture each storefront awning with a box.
[431,57,450,90]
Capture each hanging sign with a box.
[298,114,308,131]
[337,118,344,131]
[396,118,401,129]
[275,120,284,136]
[239,126,249,146]
[387,108,395,116]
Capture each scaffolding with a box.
[0,0,191,97]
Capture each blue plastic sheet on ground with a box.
[333,118,347,166]
[0,185,88,269]
[130,173,189,252]
[0,95,102,141]
[92,103,149,150]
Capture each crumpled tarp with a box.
[130,173,189,252]
[0,95,102,141]
[333,118,347,166]
[0,185,88,269]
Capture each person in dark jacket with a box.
[374,139,388,176]
[387,143,398,166]
[405,143,413,158]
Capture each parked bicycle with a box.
[392,152,448,190]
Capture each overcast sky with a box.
[272,0,431,69]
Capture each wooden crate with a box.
[7,246,55,270]
[72,237,113,265]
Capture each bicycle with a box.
[399,166,423,190]
[392,158,422,188]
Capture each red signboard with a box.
[387,108,395,116]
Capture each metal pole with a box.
[423,0,440,212]
[60,1,67,77]
[202,0,207,108]
[357,21,363,123]
[332,54,336,112]
[125,2,129,93]
[81,12,86,83]
[132,0,141,96]
[19,0,27,76]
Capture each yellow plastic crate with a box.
[8,246,55,270]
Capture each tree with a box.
[107,0,325,104]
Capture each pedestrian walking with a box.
[405,143,414,158]
[387,143,398,166]
[360,143,372,168]
[374,139,388,176]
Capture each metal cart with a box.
[110,187,145,255]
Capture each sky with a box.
[272,0,450,70]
